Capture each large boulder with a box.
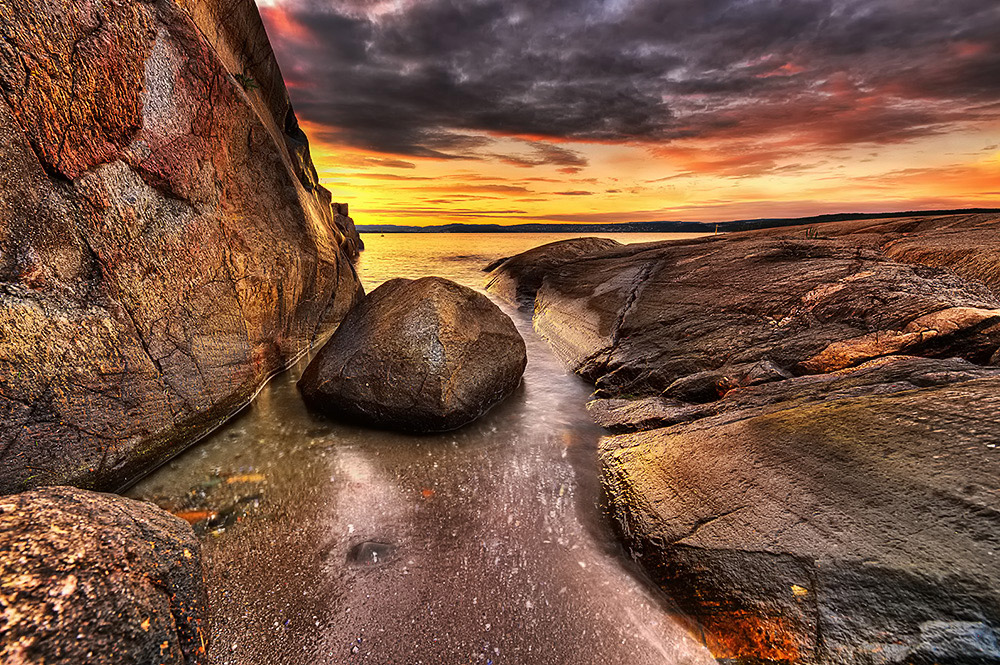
[489,212,1000,663]
[0,486,208,664]
[0,0,363,493]
[298,277,526,432]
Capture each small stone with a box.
[348,541,396,567]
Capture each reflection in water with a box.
[128,233,714,664]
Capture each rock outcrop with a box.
[524,219,1000,398]
[333,202,365,259]
[487,213,1000,663]
[602,368,1000,664]
[299,277,527,432]
[0,0,363,493]
[0,485,208,664]
[485,237,621,307]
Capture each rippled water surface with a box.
[128,232,715,665]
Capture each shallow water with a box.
[355,232,709,289]
[128,232,715,664]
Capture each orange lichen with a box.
[171,510,217,524]
[698,612,804,663]
[225,473,266,484]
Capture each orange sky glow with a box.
[258,2,1000,226]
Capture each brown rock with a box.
[298,277,527,432]
[602,375,1000,663]
[0,0,364,493]
[333,203,365,258]
[484,237,621,307]
[0,486,208,664]
[491,213,1000,663]
[517,220,1000,398]
[590,355,1000,432]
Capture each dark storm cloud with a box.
[262,0,1000,158]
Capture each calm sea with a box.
[356,232,708,291]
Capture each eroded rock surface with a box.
[488,213,1000,663]
[0,486,208,664]
[603,369,1000,664]
[522,218,1000,398]
[0,0,363,493]
[298,277,526,432]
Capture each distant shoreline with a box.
[357,207,1000,234]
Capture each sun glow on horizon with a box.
[304,119,1000,227]
[261,1,1000,227]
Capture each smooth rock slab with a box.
[530,224,1000,397]
[0,486,208,664]
[602,376,1000,664]
[298,277,527,432]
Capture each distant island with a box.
[357,208,1000,234]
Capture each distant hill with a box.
[356,208,1000,234]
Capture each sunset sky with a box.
[255,0,1000,226]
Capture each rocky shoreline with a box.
[486,213,1000,664]
[3,0,998,661]
[1,1,362,660]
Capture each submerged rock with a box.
[0,486,208,664]
[491,213,1000,663]
[0,0,363,493]
[298,277,526,432]
[348,541,396,567]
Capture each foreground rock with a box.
[0,0,363,493]
[0,486,208,664]
[603,362,1000,664]
[488,213,1000,663]
[299,277,526,432]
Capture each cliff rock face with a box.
[0,0,364,493]
[487,213,1000,664]
[0,486,208,664]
